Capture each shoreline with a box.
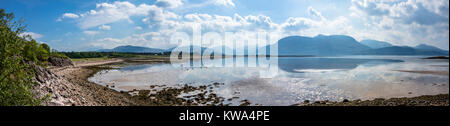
[40,58,139,106]
[44,57,449,106]
[294,94,449,106]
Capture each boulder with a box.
[48,56,74,67]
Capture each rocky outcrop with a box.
[48,56,74,67]
[33,65,89,106]
[32,61,136,106]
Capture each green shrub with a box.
[0,8,47,106]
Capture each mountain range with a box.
[97,35,449,56]
[97,45,168,53]
[414,44,449,54]
[272,35,371,56]
[270,35,448,56]
[358,46,447,55]
[360,39,393,49]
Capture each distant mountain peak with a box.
[360,39,393,49]
[97,45,168,53]
[414,44,448,55]
[315,34,326,37]
[275,35,370,56]
[274,35,448,56]
[122,45,135,47]
[415,44,444,51]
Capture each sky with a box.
[0,0,449,51]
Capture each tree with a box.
[40,43,50,53]
[1,9,44,106]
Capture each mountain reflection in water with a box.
[89,56,449,105]
[278,57,403,73]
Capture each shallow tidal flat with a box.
[88,56,449,106]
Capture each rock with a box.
[48,56,74,67]
[303,100,310,104]
[424,56,449,59]
[343,99,350,102]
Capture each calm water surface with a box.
[89,56,449,105]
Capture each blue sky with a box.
[1,0,448,51]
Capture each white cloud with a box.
[92,7,354,49]
[57,13,80,22]
[181,13,278,33]
[155,0,183,8]
[349,0,449,49]
[307,7,325,21]
[98,24,111,30]
[62,0,237,30]
[63,13,80,18]
[350,0,448,25]
[83,30,100,36]
[21,32,43,39]
[142,6,179,23]
[63,1,181,29]
[280,17,316,33]
[415,0,449,17]
[183,0,235,9]
[93,11,344,49]
[72,1,163,29]
[215,0,235,7]
[81,1,356,49]
[78,0,448,50]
